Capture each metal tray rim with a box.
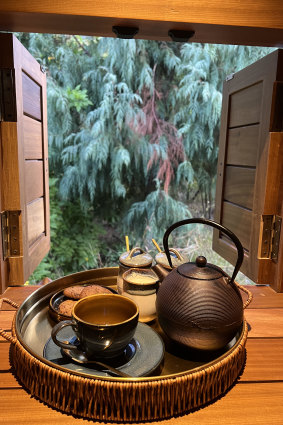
[14,267,247,382]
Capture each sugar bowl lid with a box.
[155,248,186,269]
[119,247,153,267]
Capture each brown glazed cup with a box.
[51,294,139,359]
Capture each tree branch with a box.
[72,35,91,57]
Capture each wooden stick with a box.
[152,238,162,252]
[125,235,130,251]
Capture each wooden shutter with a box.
[0,34,50,292]
[213,50,283,292]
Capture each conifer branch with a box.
[72,35,91,57]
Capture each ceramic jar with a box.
[117,247,153,293]
[121,268,160,322]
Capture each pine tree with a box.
[16,33,274,278]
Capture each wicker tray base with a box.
[10,319,248,422]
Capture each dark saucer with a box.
[43,322,165,377]
[62,335,137,368]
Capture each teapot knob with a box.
[196,256,207,267]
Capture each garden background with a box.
[16,34,274,284]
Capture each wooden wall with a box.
[0,1,282,46]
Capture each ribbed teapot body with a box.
[155,269,244,351]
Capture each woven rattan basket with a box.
[0,269,252,422]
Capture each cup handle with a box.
[51,320,79,350]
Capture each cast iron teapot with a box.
[154,218,245,351]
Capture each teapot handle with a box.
[163,218,244,285]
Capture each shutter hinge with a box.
[1,211,21,260]
[259,215,281,262]
[0,69,16,122]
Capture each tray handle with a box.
[0,298,19,344]
[236,284,253,309]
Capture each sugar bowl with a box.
[117,247,153,293]
[121,268,160,322]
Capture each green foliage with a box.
[15,32,274,280]
[28,178,108,284]
[174,43,275,217]
[66,85,93,112]
[124,180,191,244]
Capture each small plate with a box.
[43,322,165,377]
[49,285,117,322]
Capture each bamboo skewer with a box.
[125,235,130,252]
[152,238,162,252]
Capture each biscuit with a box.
[63,285,84,300]
[58,299,76,316]
[79,285,113,299]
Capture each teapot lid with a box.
[178,256,224,280]
[119,247,153,267]
[155,248,185,269]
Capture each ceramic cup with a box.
[121,268,160,323]
[51,294,139,359]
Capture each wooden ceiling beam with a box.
[0,1,282,46]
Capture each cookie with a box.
[63,285,84,300]
[58,299,76,316]
[79,285,113,299]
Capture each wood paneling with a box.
[221,202,252,250]
[0,311,15,330]
[262,133,283,214]
[0,34,50,290]
[242,338,283,381]
[27,198,45,247]
[7,257,24,285]
[229,82,263,128]
[226,126,259,167]
[241,285,283,309]
[22,72,42,121]
[25,161,44,203]
[0,122,20,210]
[0,373,21,388]
[223,166,255,209]
[1,13,283,48]
[23,116,43,159]
[245,308,283,337]
[213,50,283,290]
[0,1,283,31]
[256,132,283,290]
[0,286,41,308]
[0,344,11,370]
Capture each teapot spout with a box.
[152,264,170,282]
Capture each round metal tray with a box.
[11,267,249,422]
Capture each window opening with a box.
[14,33,275,286]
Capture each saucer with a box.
[61,335,137,368]
[43,322,165,377]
